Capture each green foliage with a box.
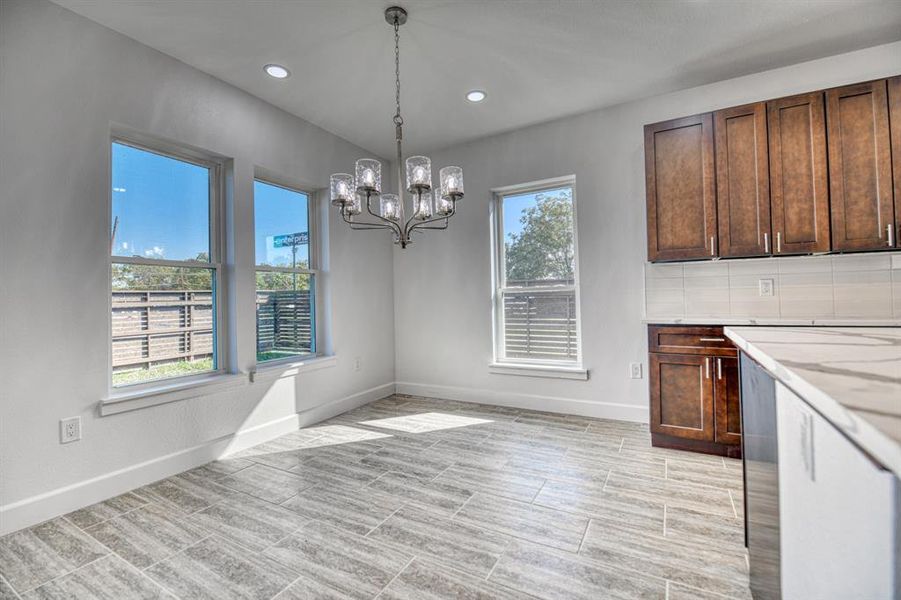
[255,270,310,291]
[112,253,212,290]
[505,190,575,284]
[112,357,214,386]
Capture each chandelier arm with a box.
[409,220,450,232]
[401,188,425,232]
[364,191,403,236]
[340,210,397,231]
[404,205,456,235]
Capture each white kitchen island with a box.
[725,327,900,600]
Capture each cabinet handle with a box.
[710,236,715,256]
[699,337,726,342]
[888,223,895,248]
[776,231,782,253]
[717,358,723,380]
[763,232,769,253]
[705,357,711,379]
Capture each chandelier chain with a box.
[330,7,462,249]
[393,18,403,127]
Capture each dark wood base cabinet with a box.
[648,325,742,458]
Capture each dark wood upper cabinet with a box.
[649,352,714,441]
[645,114,717,261]
[767,92,831,255]
[826,80,894,251]
[714,102,771,257]
[887,76,901,248]
[714,356,742,446]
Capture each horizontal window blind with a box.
[503,290,578,361]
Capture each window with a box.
[254,179,316,363]
[110,141,220,387]
[493,179,580,364]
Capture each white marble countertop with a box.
[644,317,901,327]
[725,326,901,478]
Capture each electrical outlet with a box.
[353,357,362,372]
[758,278,774,297]
[60,417,81,444]
[630,362,643,379]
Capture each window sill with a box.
[100,356,338,416]
[489,362,589,380]
[251,354,337,382]
[101,372,249,416]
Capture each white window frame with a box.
[253,175,322,366]
[490,175,583,369]
[107,136,227,393]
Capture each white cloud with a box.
[143,246,165,258]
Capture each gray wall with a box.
[0,0,395,527]
[393,41,901,421]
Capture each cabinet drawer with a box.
[648,325,737,356]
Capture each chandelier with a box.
[329,6,464,249]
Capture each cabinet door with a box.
[767,92,831,254]
[888,76,901,248]
[715,102,772,257]
[714,356,742,445]
[645,114,717,261]
[826,80,894,251]
[649,352,714,441]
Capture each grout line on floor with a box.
[529,479,548,504]
[665,580,671,600]
[140,533,214,574]
[373,556,416,599]
[449,492,476,519]
[121,552,182,600]
[365,505,405,537]
[602,470,612,492]
[728,489,738,518]
[263,519,309,553]
[662,504,668,536]
[576,518,592,554]
[618,437,625,452]
[0,572,23,599]
[18,551,112,595]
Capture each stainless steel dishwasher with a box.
[740,352,781,600]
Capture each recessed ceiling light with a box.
[264,64,290,79]
[466,90,486,103]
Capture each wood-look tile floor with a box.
[0,396,751,599]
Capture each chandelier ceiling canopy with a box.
[329,6,464,249]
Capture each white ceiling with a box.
[53,0,901,158]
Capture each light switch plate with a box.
[758,278,775,297]
[630,362,642,379]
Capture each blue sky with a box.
[253,180,309,267]
[111,143,210,261]
[502,186,571,241]
[111,143,309,266]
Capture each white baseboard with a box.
[0,382,394,535]
[395,381,648,423]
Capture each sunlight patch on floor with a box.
[359,412,493,433]
[299,424,394,446]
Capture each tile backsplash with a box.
[644,252,901,322]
